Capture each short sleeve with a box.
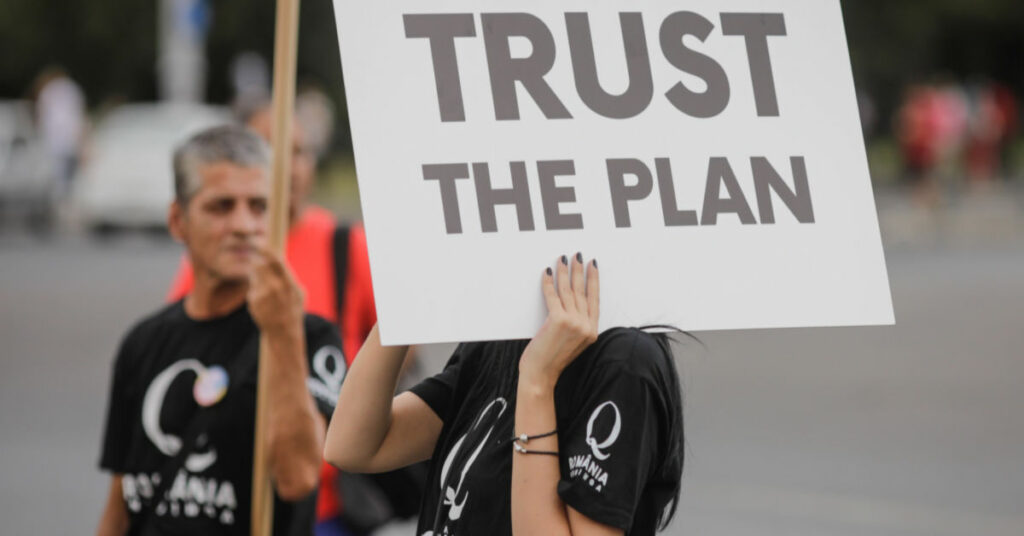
[303,315,347,418]
[98,334,136,473]
[408,344,467,422]
[557,352,660,530]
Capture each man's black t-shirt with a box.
[99,301,345,536]
[409,328,682,536]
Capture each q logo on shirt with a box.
[307,345,346,408]
[141,359,221,473]
[585,401,622,461]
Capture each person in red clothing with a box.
[166,103,407,536]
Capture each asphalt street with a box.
[1,233,1022,535]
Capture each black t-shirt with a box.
[409,328,682,536]
[99,301,345,536]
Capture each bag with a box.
[335,464,429,534]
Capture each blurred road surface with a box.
[1,230,1022,535]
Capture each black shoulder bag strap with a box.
[330,223,429,527]
[332,223,351,327]
[136,336,260,533]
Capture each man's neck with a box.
[184,272,249,320]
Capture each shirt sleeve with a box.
[98,332,136,473]
[303,315,347,418]
[556,341,662,530]
[408,344,467,422]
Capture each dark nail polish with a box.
[592,259,598,269]
[546,267,553,276]
[561,255,568,265]
[576,252,583,264]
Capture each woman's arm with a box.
[511,254,622,536]
[324,325,443,473]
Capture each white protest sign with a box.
[332,0,894,345]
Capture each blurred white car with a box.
[73,102,232,232]
[0,100,58,232]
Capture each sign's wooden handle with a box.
[252,0,300,533]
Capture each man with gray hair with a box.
[95,125,344,536]
[164,105,408,536]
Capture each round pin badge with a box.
[193,365,229,407]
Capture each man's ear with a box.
[168,200,186,243]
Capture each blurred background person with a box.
[965,80,1019,183]
[896,81,970,204]
[30,66,86,196]
[165,100,424,536]
[294,85,335,162]
[95,125,340,536]
[229,51,271,112]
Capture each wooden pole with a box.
[251,0,300,533]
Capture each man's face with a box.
[169,162,269,283]
[247,109,315,223]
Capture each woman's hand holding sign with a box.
[519,253,600,388]
[513,253,621,536]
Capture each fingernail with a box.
[561,255,568,265]
[576,252,583,264]
[592,259,598,269]
[545,267,553,276]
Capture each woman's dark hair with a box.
[641,326,692,531]
[472,339,530,402]
[482,326,692,532]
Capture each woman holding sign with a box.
[324,254,684,535]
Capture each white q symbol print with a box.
[313,346,346,392]
[585,401,621,461]
[141,359,219,472]
[306,346,347,409]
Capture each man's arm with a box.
[96,475,128,536]
[249,247,324,501]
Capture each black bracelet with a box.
[512,442,559,456]
[508,429,558,445]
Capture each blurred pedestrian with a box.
[898,85,940,185]
[295,85,335,160]
[95,125,342,535]
[230,52,271,107]
[897,82,968,204]
[31,67,86,196]
[965,81,1019,183]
